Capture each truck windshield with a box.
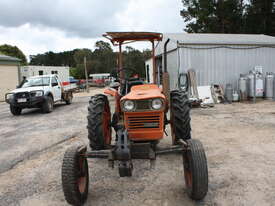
[21,77,50,88]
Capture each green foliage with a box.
[30,50,76,67]
[181,0,245,33]
[0,44,27,65]
[30,40,151,79]
[123,47,151,78]
[245,0,275,36]
[181,0,275,36]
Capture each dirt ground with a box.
[0,89,275,206]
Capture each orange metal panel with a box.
[121,84,165,101]
[124,111,164,141]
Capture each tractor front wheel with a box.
[183,139,208,200]
[87,94,112,150]
[62,145,89,206]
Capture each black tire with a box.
[170,90,191,144]
[10,105,22,116]
[66,93,73,105]
[42,96,54,113]
[183,139,208,200]
[62,145,89,206]
[87,94,112,150]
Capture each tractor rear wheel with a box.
[170,90,191,144]
[183,139,208,200]
[87,94,112,150]
[62,145,89,206]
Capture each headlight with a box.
[151,98,163,110]
[34,91,43,97]
[123,100,135,111]
[6,93,14,100]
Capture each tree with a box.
[181,0,245,33]
[92,41,116,74]
[123,47,152,78]
[0,44,27,65]
[28,40,151,79]
[245,0,275,36]
[30,50,76,67]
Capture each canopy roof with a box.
[103,32,163,45]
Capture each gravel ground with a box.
[0,91,275,206]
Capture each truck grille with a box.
[127,114,161,130]
[15,92,30,99]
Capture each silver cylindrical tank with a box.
[233,90,239,102]
[238,75,247,101]
[265,72,274,99]
[225,84,233,103]
[248,72,264,98]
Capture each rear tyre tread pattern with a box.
[87,94,111,150]
[170,90,191,141]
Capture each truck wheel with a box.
[62,145,89,206]
[87,94,112,150]
[170,90,191,144]
[65,93,73,105]
[42,96,53,113]
[183,139,208,200]
[10,105,22,116]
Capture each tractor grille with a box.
[127,115,161,130]
[136,100,151,110]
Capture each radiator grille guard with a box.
[126,113,161,130]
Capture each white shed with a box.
[146,33,275,90]
[0,55,21,101]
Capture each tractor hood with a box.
[121,84,165,101]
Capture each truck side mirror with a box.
[178,73,189,92]
[52,82,58,87]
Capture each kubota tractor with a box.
[61,32,208,205]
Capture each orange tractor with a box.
[61,32,208,205]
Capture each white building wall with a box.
[146,45,275,91]
[176,45,275,90]
[21,66,70,82]
[145,59,153,83]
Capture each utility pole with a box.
[84,56,89,92]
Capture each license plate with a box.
[17,98,27,103]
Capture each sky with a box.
[0,0,185,59]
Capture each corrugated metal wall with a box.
[168,45,275,90]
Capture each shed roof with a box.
[0,54,21,62]
[165,33,275,46]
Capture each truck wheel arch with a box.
[45,92,54,100]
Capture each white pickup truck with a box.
[5,74,77,115]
